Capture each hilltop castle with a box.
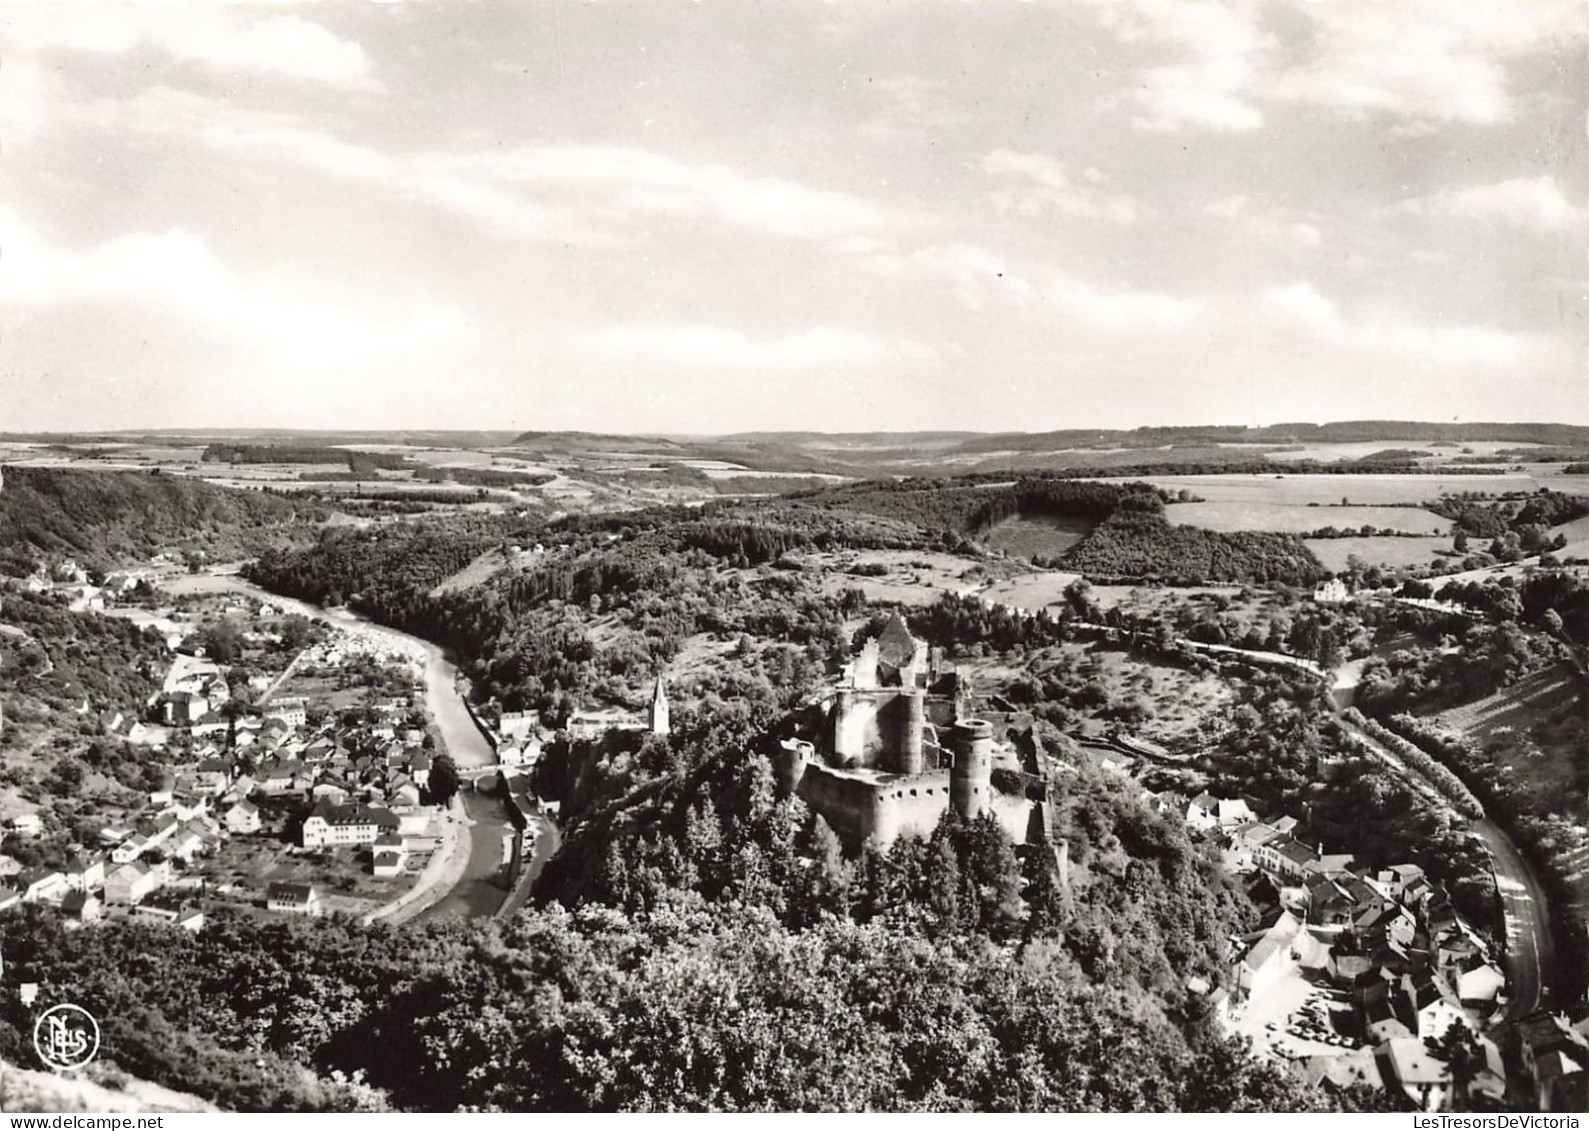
[775,611,1056,851]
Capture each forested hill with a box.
[0,467,325,574]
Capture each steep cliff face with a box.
[0,1058,217,1113]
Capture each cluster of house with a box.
[1174,791,1515,1111]
[17,555,181,615]
[170,692,438,847]
[0,794,214,930]
[1511,1011,1589,1112]
[156,653,234,728]
[0,682,446,932]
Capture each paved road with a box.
[1474,819,1555,1018]
[1339,717,1555,1017]
[500,813,561,919]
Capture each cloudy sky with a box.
[2,1,1585,434]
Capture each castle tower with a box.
[893,692,926,776]
[853,638,880,689]
[950,719,993,820]
[648,676,670,737]
[831,689,857,761]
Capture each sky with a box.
[1,0,1585,435]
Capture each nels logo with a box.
[33,1004,100,1072]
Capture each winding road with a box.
[1474,819,1555,1018]
[1340,717,1556,1017]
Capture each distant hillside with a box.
[0,428,526,448]
[950,421,1589,455]
[0,466,325,573]
[506,422,1589,476]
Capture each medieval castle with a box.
[775,611,1056,851]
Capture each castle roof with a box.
[875,611,917,669]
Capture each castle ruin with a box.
[775,611,1055,851]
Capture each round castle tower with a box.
[896,693,926,776]
[950,719,993,820]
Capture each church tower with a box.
[648,676,670,737]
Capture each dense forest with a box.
[1064,495,1326,585]
[0,467,325,574]
[202,444,409,471]
[1425,490,1589,548]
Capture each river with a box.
[148,570,514,921]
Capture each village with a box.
[1162,785,1589,1112]
[0,560,544,926]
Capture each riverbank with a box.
[364,794,472,925]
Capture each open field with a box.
[1432,667,1589,931]
[1305,537,1454,573]
[1266,440,1550,464]
[1165,502,1448,534]
[981,514,1094,559]
[1436,666,1583,740]
[1099,472,1545,504]
[1552,513,1589,559]
[811,550,988,606]
[1549,474,1589,498]
[979,571,1085,612]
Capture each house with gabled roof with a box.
[60,890,101,924]
[225,800,262,835]
[1231,909,1301,1001]
[61,852,105,892]
[301,799,400,849]
[18,867,67,904]
[105,861,163,905]
[266,881,321,916]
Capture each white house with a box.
[266,882,321,916]
[225,801,263,835]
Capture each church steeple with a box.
[648,675,670,737]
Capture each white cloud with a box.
[72,88,919,248]
[1203,195,1322,248]
[858,75,970,143]
[588,324,938,370]
[983,149,1151,224]
[1087,0,1269,131]
[859,242,1036,309]
[1398,176,1586,237]
[1266,0,1581,127]
[1043,271,1200,332]
[1262,281,1535,367]
[1089,0,1585,131]
[473,145,917,241]
[2,4,375,87]
[0,208,462,368]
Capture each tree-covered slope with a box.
[0,467,325,573]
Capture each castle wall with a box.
[871,769,952,846]
[795,764,953,849]
[989,791,1040,847]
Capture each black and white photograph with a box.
[0,0,1586,1116]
